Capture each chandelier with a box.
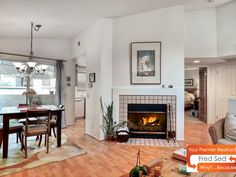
[13,22,48,75]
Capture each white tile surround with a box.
[113,87,184,140]
[119,95,176,132]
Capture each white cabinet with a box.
[75,98,85,118]
[216,64,236,119]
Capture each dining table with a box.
[0,105,65,158]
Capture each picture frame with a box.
[185,79,193,86]
[89,73,96,83]
[131,41,161,85]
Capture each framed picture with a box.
[131,41,161,85]
[185,79,193,86]
[89,73,96,83]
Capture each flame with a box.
[141,116,160,125]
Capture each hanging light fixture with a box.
[12,22,48,75]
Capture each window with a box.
[30,65,56,94]
[0,60,56,95]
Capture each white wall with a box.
[113,6,184,88]
[72,18,113,140]
[64,59,76,125]
[100,20,113,138]
[184,2,236,58]
[217,1,236,56]
[113,6,185,140]
[184,8,218,58]
[0,38,75,126]
[185,68,199,89]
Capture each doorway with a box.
[199,67,207,123]
[184,68,199,119]
[74,55,87,133]
[184,67,208,123]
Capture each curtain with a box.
[55,60,66,128]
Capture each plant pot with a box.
[105,134,114,141]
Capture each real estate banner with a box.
[187,144,236,172]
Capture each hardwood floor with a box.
[4,114,215,177]
[180,112,212,146]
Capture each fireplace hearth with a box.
[128,104,167,138]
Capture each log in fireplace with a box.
[128,104,167,138]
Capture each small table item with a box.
[144,159,163,177]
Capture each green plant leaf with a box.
[100,98,126,137]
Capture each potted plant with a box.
[100,98,126,140]
[129,149,148,177]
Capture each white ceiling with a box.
[185,55,236,67]
[185,58,226,67]
[0,0,232,39]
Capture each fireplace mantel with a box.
[112,87,184,141]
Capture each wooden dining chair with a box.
[37,115,57,138]
[50,116,57,138]
[36,116,57,147]
[21,109,51,158]
[17,104,38,125]
[0,121,24,148]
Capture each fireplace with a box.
[128,104,167,138]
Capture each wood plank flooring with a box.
[3,113,230,177]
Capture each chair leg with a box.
[46,134,49,153]
[16,131,22,144]
[49,128,52,136]
[0,131,2,149]
[20,132,23,144]
[21,134,24,151]
[24,136,27,158]
[44,134,46,146]
[17,132,20,144]
[38,135,42,147]
[52,127,57,138]
[16,132,19,144]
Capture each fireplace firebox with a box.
[128,104,167,138]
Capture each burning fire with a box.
[141,116,160,126]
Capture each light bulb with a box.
[27,62,37,67]
[12,62,22,68]
[40,65,48,70]
[19,64,26,70]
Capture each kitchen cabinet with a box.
[75,98,85,118]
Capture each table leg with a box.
[2,115,9,158]
[56,111,62,147]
